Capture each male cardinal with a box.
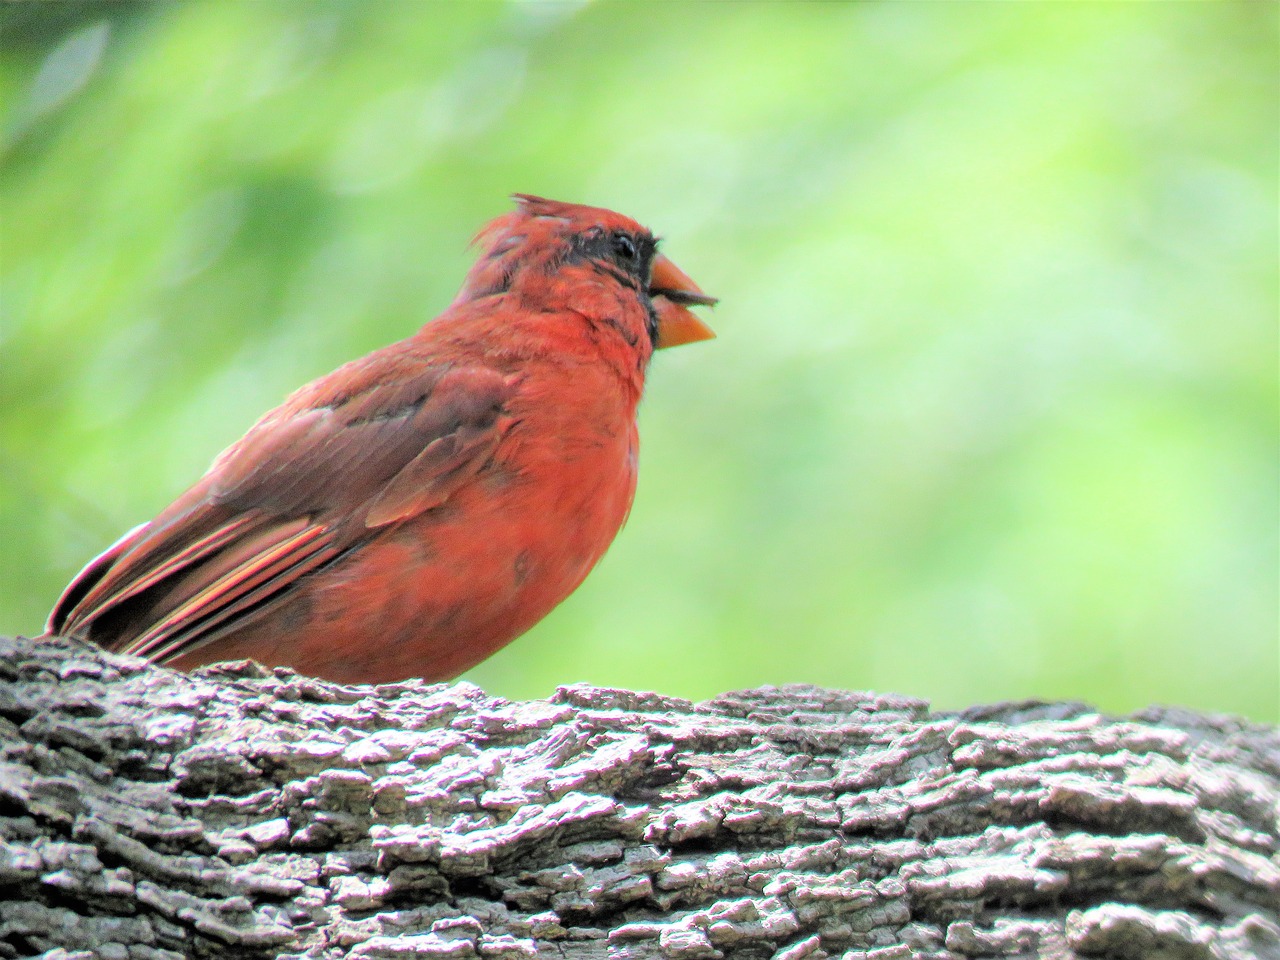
[46,195,715,684]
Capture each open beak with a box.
[649,253,717,349]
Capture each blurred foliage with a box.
[1,1,1276,721]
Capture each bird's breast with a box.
[315,374,637,682]
[182,362,644,685]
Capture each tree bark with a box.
[0,635,1275,960]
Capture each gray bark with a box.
[0,634,1276,960]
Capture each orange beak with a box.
[649,253,717,349]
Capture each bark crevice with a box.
[0,635,1276,960]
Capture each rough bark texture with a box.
[0,634,1276,960]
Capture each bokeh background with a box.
[2,2,1276,722]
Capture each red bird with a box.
[46,196,715,684]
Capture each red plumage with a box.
[46,196,715,684]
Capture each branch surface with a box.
[1,635,1276,960]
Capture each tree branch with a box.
[1,635,1276,959]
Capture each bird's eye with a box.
[611,233,638,263]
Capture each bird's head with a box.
[455,195,716,351]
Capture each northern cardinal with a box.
[46,195,715,684]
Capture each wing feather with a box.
[54,515,256,634]
[123,520,338,661]
[50,346,517,665]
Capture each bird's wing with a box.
[48,349,517,663]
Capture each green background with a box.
[2,2,1276,721]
